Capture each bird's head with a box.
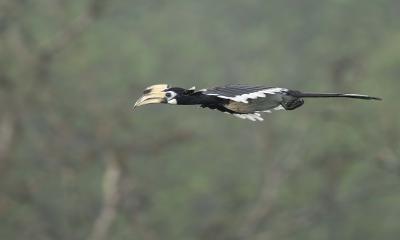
[133,84,196,110]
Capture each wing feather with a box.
[200,84,290,121]
[203,84,287,103]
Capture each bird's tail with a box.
[292,91,382,101]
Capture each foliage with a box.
[0,0,399,239]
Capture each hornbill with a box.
[133,84,381,121]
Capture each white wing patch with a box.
[233,113,264,121]
[230,104,286,122]
[254,105,285,113]
[273,105,285,111]
[205,88,287,103]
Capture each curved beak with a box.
[133,84,169,110]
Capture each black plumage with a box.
[203,84,274,97]
[133,84,381,121]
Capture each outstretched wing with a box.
[201,84,290,121]
[201,84,287,103]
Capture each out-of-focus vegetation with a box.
[0,0,399,239]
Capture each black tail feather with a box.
[291,91,382,101]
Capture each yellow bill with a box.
[133,84,170,110]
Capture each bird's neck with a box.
[177,93,220,105]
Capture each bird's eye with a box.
[165,91,177,99]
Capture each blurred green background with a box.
[0,0,399,240]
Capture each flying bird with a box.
[133,84,381,121]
